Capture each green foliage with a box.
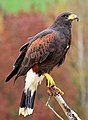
[0,0,62,13]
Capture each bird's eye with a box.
[64,15,68,18]
[62,15,69,19]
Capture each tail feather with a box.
[5,67,19,82]
[18,69,44,117]
[19,90,36,117]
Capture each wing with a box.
[5,29,56,82]
[17,31,57,76]
[5,38,31,82]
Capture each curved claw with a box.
[47,88,53,96]
[53,86,64,95]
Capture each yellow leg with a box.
[44,73,55,87]
[44,73,64,95]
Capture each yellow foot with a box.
[44,73,55,87]
[44,73,64,95]
[53,86,64,95]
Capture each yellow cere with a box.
[68,14,78,20]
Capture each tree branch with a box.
[44,73,81,120]
[46,87,81,120]
[55,94,81,120]
[46,103,64,120]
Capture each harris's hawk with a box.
[5,12,79,117]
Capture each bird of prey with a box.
[5,12,79,117]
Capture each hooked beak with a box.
[68,13,79,21]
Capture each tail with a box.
[18,69,44,117]
[19,89,36,117]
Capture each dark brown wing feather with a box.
[5,29,55,82]
[5,45,28,82]
[17,32,57,76]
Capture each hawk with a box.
[5,12,79,117]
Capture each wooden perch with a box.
[44,73,81,120]
[46,88,81,120]
[55,94,81,120]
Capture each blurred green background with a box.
[0,0,88,120]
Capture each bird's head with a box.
[59,12,79,22]
[51,12,79,28]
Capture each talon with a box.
[53,86,64,95]
[44,73,64,96]
[47,88,53,96]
